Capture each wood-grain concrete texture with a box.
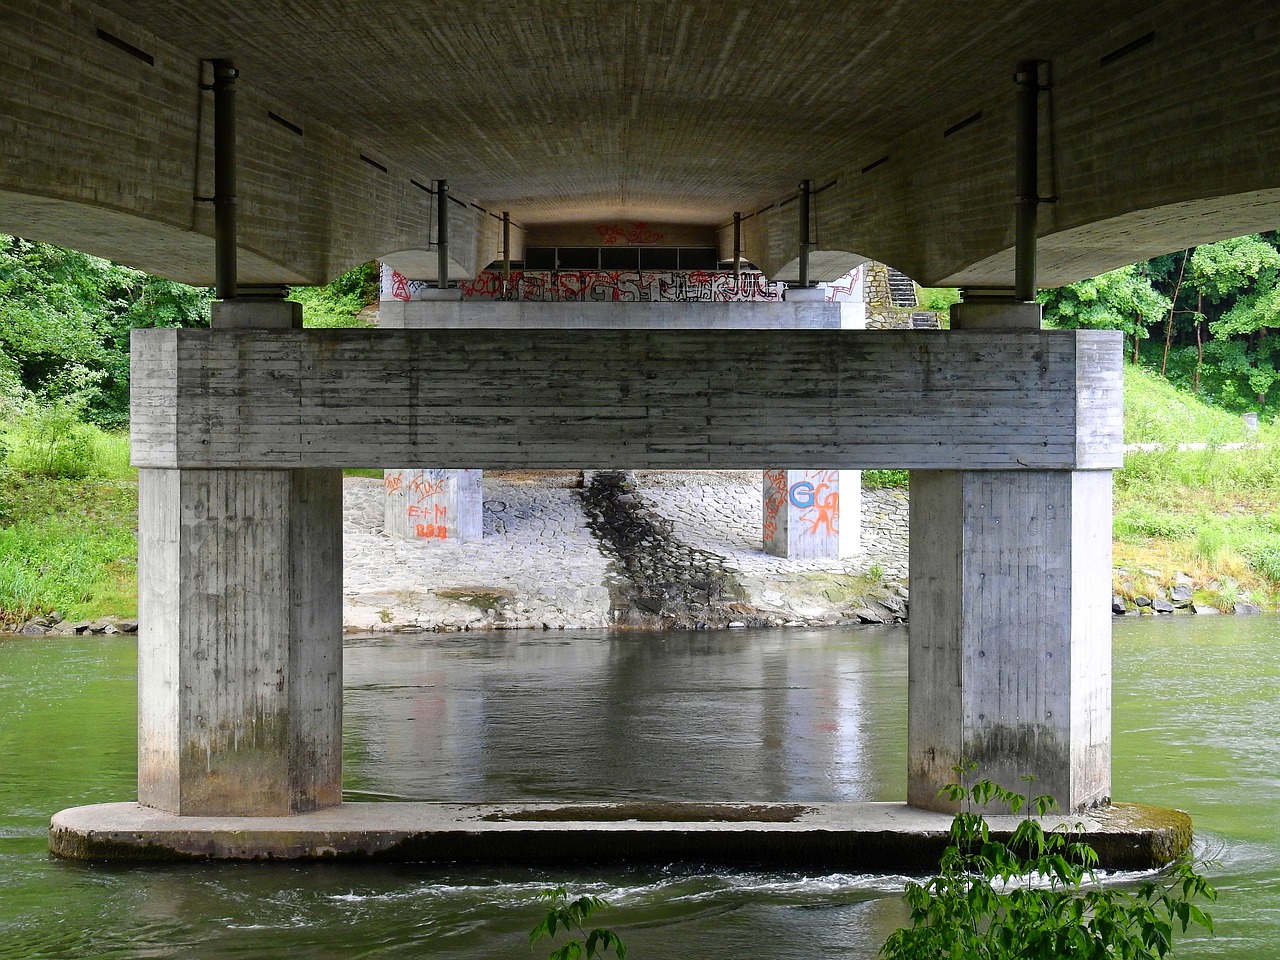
[130,327,1124,472]
[138,467,344,815]
[4,0,1279,286]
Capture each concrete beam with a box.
[131,327,1123,471]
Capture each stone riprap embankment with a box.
[343,471,910,632]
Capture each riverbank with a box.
[6,458,1279,634]
[343,470,910,632]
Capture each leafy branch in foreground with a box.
[881,767,1215,960]
[529,887,627,960]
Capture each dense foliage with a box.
[1041,232,1280,416]
[0,235,213,426]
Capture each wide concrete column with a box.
[383,468,482,542]
[137,299,344,816]
[907,301,1112,813]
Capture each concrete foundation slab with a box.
[49,800,1190,871]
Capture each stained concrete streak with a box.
[343,471,910,632]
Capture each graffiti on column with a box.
[763,469,788,543]
[823,265,864,303]
[789,470,840,536]
[407,469,449,540]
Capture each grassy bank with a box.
[1,366,1277,626]
[0,427,137,627]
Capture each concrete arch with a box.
[0,191,309,286]
[378,249,473,283]
[944,188,1280,289]
[769,250,871,285]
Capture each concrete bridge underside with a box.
[6,0,1267,859]
[4,0,1280,286]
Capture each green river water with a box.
[0,616,1276,958]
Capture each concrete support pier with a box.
[907,301,1113,814]
[383,468,483,542]
[136,300,344,816]
[762,469,861,559]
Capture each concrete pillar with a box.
[136,299,343,816]
[383,468,483,542]
[762,469,860,559]
[908,301,1112,814]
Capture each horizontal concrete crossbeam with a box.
[131,328,1122,471]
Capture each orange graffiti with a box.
[415,523,448,540]
[383,473,404,494]
[408,473,446,503]
[803,482,840,537]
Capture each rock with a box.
[1174,572,1195,586]
[1151,599,1175,614]
[895,585,909,600]
[1170,585,1193,604]
[1112,595,1127,615]
[19,620,48,635]
[853,607,885,624]
[118,620,139,633]
[1141,568,1161,578]
[102,623,120,635]
[1192,604,1220,615]
[1134,595,1152,607]
[1234,602,1262,616]
[727,620,746,628]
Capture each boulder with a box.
[1151,599,1175,614]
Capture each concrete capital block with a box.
[950,301,1042,331]
[211,299,303,330]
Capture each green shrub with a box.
[881,769,1215,960]
[2,399,97,478]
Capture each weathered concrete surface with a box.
[6,0,1280,287]
[137,467,344,815]
[49,800,1190,871]
[908,469,1113,814]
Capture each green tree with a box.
[1189,236,1280,405]
[1040,265,1171,361]
[0,236,211,424]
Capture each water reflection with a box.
[342,627,907,804]
[4,618,1280,958]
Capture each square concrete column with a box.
[762,469,860,559]
[907,468,1112,813]
[383,468,483,542]
[137,467,343,815]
